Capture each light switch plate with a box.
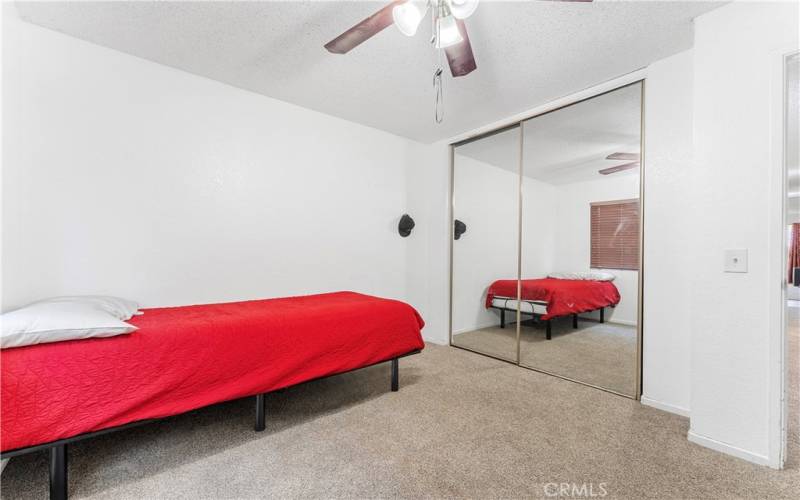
[724,249,748,273]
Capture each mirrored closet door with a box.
[450,82,643,398]
[451,126,521,362]
[519,83,642,397]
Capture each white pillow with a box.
[32,295,140,320]
[1,302,137,349]
[548,271,616,282]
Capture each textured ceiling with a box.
[456,82,640,185]
[14,1,722,143]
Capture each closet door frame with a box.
[448,79,645,400]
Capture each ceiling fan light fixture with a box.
[435,14,463,49]
[449,0,479,20]
[393,1,426,37]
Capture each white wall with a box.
[520,175,558,289]
[688,1,799,467]
[451,155,519,333]
[640,48,695,417]
[551,174,641,325]
[405,142,450,344]
[2,10,421,316]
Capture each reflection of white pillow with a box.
[1,302,137,349]
[549,271,616,282]
[32,295,140,320]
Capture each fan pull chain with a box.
[432,1,444,125]
[433,67,444,124]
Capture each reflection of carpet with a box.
[453,318,637,396]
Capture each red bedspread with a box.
[1,292,424,452]
[485,278,620,320]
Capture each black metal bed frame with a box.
[490,302,606,340]
[0,349,421,500]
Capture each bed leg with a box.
[546,320,552,340]
[600,307,605,323]
[255,394,266,432]
[391,358,399,392]
[49,443,67,500]
[572,314,578,329]
[500,309,505,329]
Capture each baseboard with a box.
[454,317,636,333]
[452,322,499,336]
[606,318,636,326]
[640,396,690,417]
[687,430,774,467]
[421,330,449,345]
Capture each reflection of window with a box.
[789,224,800,284]
[590,199,640,271]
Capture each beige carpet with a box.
[454,319,637,395]
[785,301,799,470]
[1,324,797,498]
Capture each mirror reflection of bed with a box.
[451,83,642,397]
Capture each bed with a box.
[0,291,425,500]
[485,278,620,339]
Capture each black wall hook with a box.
[398,214,415,237]
[454,219,467,240]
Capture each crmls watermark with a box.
[541,482,609,498]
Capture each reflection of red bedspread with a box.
[485,278,620,320]
[1,292,425,452]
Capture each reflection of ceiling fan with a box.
[599,152,640,175]
[325,0,593,123]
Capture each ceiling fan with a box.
[324,0,593,123]
[599,152,640,175]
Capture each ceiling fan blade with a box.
[444,19,477,77]
[324,1,401,54]
[599,162,640,175]
[606,152,640,161]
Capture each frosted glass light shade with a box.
[393,1,426,37]
[449,0,479,20]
